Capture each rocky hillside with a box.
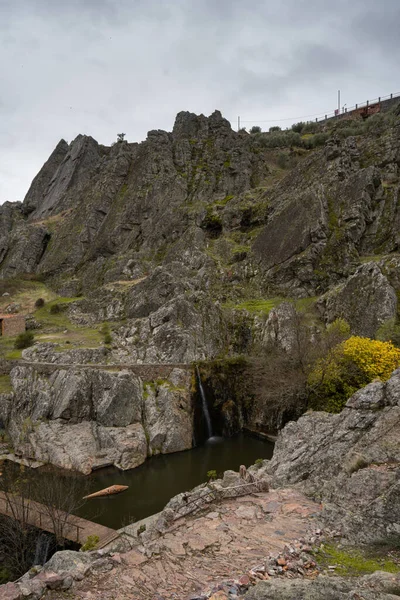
[0,107,400,471]
[1,109,400,338]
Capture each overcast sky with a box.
[0,0,399,203]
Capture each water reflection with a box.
[8,433,274,530]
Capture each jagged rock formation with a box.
[267,368,400,543]
[0,365,192,473]
[0,111,269,286]
[1,108,400,466]
[318,262,397,336]
[22,139,69,216]
[0,110,399,346]
[1,110,400,299]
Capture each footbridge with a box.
[0,491,119,549]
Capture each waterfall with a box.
[33,533,51,566]
[196,365,213,439]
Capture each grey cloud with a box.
[0,0,398,202]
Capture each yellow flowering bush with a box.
[342,336,400,382]
[308,336,400,413]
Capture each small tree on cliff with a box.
[117,133,126,142]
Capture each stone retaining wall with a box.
[19,361,192,380]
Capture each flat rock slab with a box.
[45,488,321,600]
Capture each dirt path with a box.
[47,488,321,600]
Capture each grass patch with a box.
[0,292,105,358]
[213,194,234,207]
[34,297,82,328]
[5,349,23,360]
[295,296,318,312]
[359,254,389,263]
[315,543,400,576]
[143,379,185,398]
[223,297,283,315]
[31,297,104,350]
[0,279,57,314]
[0,375,12,394]
[0,334,24,360]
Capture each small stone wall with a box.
[18,361,192,380]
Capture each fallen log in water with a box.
[83,484,129,500]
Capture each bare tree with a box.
[0,462,38,577]
[245,310,350,430]
[34,470,88,547]
[0,460,89,579]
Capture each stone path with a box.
[46,488,321,600]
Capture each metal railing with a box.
[0,493,84,542]
[315,92,400,123]
[238,91,400,128]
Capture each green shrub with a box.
[308,336,400,413]
[277,153,289,169]
[34,298,45,308]
[100,323,112,345]
[301,133,328,150]
[314,133,329,146]
[337,127,361,139]
[292,121,305,133]
[14,331,34,350]
[302,122,319,134]
[249,125,262,134]
[207,469,217,481]
[49,303,61,314]
[260,131,302,149]
[376,318,400,348]
[137,524,146,535]
[269,126,281,132]
[80,535,99,552]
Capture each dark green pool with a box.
[6,433,274,530]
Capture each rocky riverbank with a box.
[1,368,399,599]
[0,364,193,474]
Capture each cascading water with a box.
[33,533,51,566]
[196,365,213,439]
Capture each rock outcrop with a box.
[245,571,400,600]
[22,139,69,216]
[267,368,400,542]
[318,262,398,336]
[0,365,193,473]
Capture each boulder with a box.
[1,365,193,473]
[244,571,400,599]
[43,550,93,579]
[144,369,193,455]
[268,369,400,541]
[319,262,397,337]
[0,582,22,600]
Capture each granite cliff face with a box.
[1,110,400,334]
[1,108,400,471]
[0,364,192,474]
[267,368,400,543]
